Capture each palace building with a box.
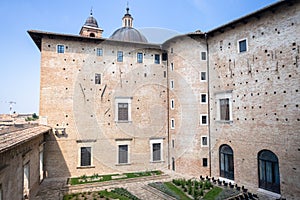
[26,0,299,199]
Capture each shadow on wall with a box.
[44,131,71,178]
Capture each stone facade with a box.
[0,126,50,199]
[207,1,300,199]
[28,0,300,199]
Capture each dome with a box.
[110,27,148,43]
[84,15,99,28]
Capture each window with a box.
[115,97,132,122]
[154,54,160,64]
[203,158,208,167]
[150,139,163,162]
[118,103,128,121]
[162,52,168,61]
[170,99,175,109]
[0,184,2,200]
[170,63,174,71]
[170,80,174,89]
[80,147,91,166]
[200,114,208,125]
[137,52,143,63]
[172,157,175,171]
[201,72,207,82]
[171,118,175,129]
[201,136,208,147]
[117,51,123,62]
[153,143,161,161]
[172,139,175,148]
[201,52,207,60]
[220,144,234,180]
[97,48,103,56]
[39,144,44,182]
[171,48,173,53]
[258,150,280,194]
[95,73,101,84]
[216,92,233,122]
[220,99,230,120]
[238,39,247,53]
[118,145,128,164]
[23,163,30,199]
[57,45,64,53]
[201,93,207,104]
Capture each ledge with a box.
[76,166,95,169]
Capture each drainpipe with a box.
[205,33,212,177]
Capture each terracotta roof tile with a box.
[0,125,51,153]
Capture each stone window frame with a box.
[170,80,174,90]
[39,144,45,182]
[154,54,160,64]
[150,138,164,163]
[95,73,101,85]
[215,91,233,123]
[170,118,175,129]
[201,135,209,147]
[77,142,94,168]
[200,71,207,82]
[117,51,123,62]
[115,97,132,123]
[200,93,207,104]
[116,139,131,165]
[57,44,65,54]
[237,38,248,53]
[201,51,207,60]
[96,48,103,56]
[137,52,143,63]
[170,63,174,71]
[170,99,175,110]
[200,114,208,125]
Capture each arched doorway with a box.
[219,144,234,180]
[258,150,280,194]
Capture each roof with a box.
[28,30,160,51]
[0,125,51,154]
[84,15,99,28]
[207,0,296,36]
[110,27,148,43]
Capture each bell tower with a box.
[79,9,103,38]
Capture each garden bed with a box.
[63,188,140,200]
[68,170,162,185]
[149,178,240,200]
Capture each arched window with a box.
[219,144,234,180]
[89,33,95,37]
[258,150,280,194]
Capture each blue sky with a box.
[0,0,277,114]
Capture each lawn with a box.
[63,188,140,200]
[203,187,223,200]
[150,179,225,200]
[69,170,162,185]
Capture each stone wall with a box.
[0,134,44,200]
[208,2,300,199]
[163,34,210,176]
[40,38,170,178]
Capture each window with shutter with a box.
[118,103,128,121]
[152,143,161,161]
[220,98,230,120]
[80,147,91,166]
[118,145,128,164]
